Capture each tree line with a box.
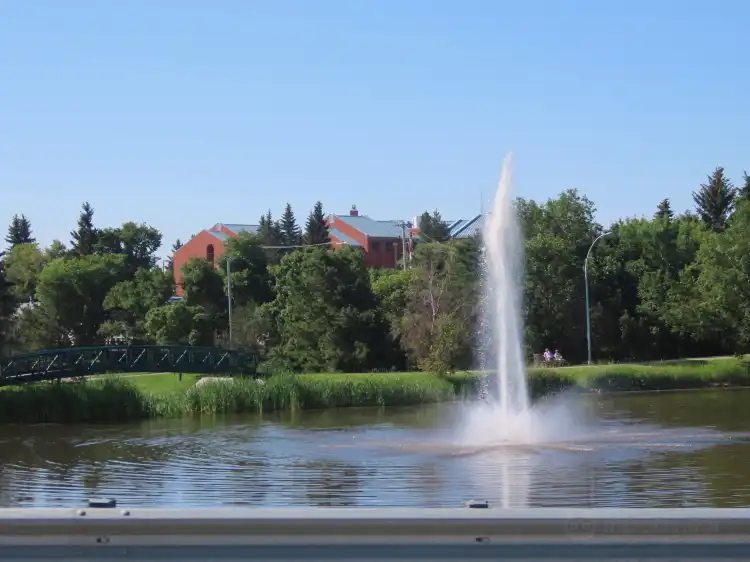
[1,166,749,373]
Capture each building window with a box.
[206,244,215,265]
[371,241,380,251]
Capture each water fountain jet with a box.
[464,154,586,446]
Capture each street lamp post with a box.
[226,258,233,348]
[584,231,610,365]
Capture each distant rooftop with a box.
[449,215,485,238]
[332,214,403,238]
[206,230,229,241]
[328,227,362,247]
[212,223,259,235]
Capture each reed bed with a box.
[0,358,747,423]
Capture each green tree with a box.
[520,189,599,362]
[398,240,479,373]
[739,171,750,202]
[218,232,273,308]
[36,254,128,346]
[267,247,388,372]
[5,214,35,249]
[666,200,750,353]
[417,210,450,242]
[45,240,68,261]
[180,258,226,338]
[692,166,736,231]
[257,211,283,246]
[304,201,330,246]
[145,301,214,346]
[6,304,69,353]
[279,203,302,246]
[95,222,162,275]
[166,239,183,270]
[101,267,175,343]
[4,243,45,302]
[370,268,415,369]
[69,202,98,257]
[655,198,673,221]
[0,258,17,354]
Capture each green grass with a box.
[527,358,750,392]
[1,357,749,424]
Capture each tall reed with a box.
[1,358,748,424]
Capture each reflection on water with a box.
[2,389,750,508]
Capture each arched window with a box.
[206,244,215,265]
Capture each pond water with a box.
[2,389,750,508]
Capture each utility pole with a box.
[584,231,610,365]
[396,221,408,270]
[226,258,233,348]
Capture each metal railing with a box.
[0,505,749,560]
[0,345,259,383]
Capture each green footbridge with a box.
[0,345,259,385]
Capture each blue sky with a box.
[2,0,748,255]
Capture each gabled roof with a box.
[206,230,229,241]
[328,227,362,247]
[225,223,259,234]
[211,223,259,235]
[331,215,402,238]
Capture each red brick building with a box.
[172,207,414,296]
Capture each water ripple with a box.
[1,397,750,508]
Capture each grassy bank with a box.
[1,357,749,424]
[528,357,750,392]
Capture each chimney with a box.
[350,205,359,217]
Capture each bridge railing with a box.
[0,506,747,560]
[0,345,258,384]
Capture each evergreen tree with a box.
[280,203,302,246]
[5,214,35,249]
[304,201,330,246]
[739,171,750,202]
[418,210,450,242]
[166,239,183,270]
[655,198,673,221]
[69,202,98,257]
[257,210,283,245]
[692,166,736,231]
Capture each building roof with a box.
[331,215,403,238]
[206,230,230,241]
[449,214,485,238]
[226,223,259,234]
[212,223,259,235]
[328,227,362,247]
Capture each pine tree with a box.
[69,202,98,256]
[739,171,750,202]
[418,210,450,242]
[257,210,283,245]
[304,201,330,246]
[5,214,35,249]
[692,166,736,231]
[280,203,301,246]
[166,239,183,270]
[655,198,674,221]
